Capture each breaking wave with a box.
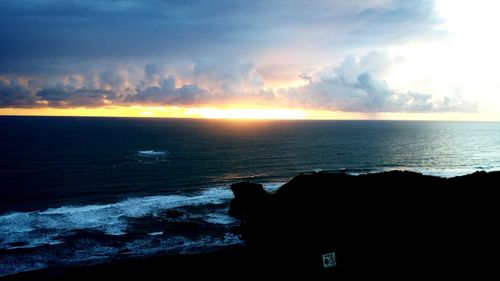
[0,182,284,277]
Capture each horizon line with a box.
[1,114,499,123]
[0,105,497,122]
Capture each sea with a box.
[1,116,500,276]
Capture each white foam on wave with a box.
[262,182,284,193]
[0,181,284,253]
[205,213,236,225]
[0,186,236,249]
[0,230,243,277]
[121,232,243,257]
[178,233,242,254]
[137,150,167,156]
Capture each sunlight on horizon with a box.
[185,108,307,120]
[0,106,495,121]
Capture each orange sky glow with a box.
[0,106,494,121]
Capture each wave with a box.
[132,150,169,164]
[0,232,243,277]
[0,182,283,250]
[137,150,168,157]
[0,182,284,277]
[0,189,224,249]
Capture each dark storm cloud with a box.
[36,87,118,107]
[0,78,37,107]
[0,0,441,74]
[129,76,212,105]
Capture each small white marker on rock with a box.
[322,252,337,268]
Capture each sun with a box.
[186,107,307,120]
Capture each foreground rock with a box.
[229,182,270,219]
[230,171,500,277]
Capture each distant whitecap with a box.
[137,150,168,156]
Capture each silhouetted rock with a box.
[229,182,270,219]
[8,171,499,280]
[233,171,500,277]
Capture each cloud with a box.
[0,53,478,113]
[0,78,37,107]
[36,87,118,107]
[0,0,442,75]
[193,61,264,93]
[0,1,449,112]
[129,76,211,105]
[282,52,477,112]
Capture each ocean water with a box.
[1,116,500,276]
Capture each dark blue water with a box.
[1,116,500,275]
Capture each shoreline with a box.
[3,170,500,279]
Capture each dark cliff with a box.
[230,171,500,277]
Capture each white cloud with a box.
[280,52,477,112]
[0,53,478,113]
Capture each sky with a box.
[0,0,499,120]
